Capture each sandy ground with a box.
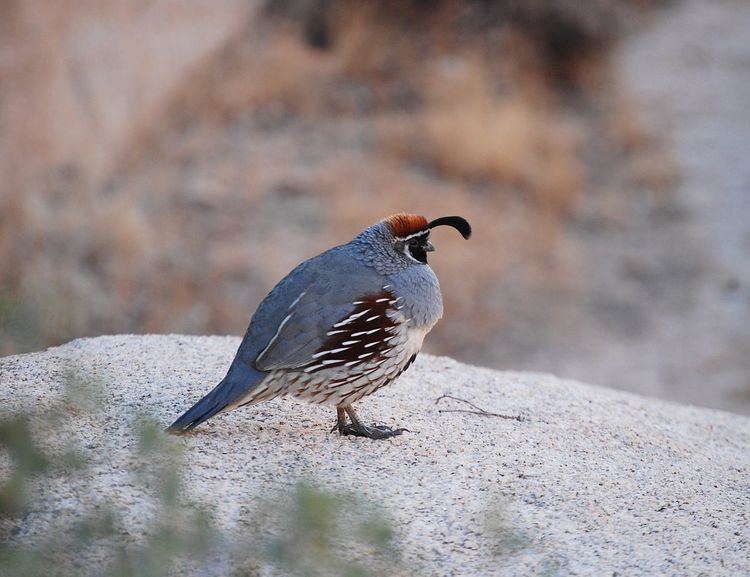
[1,335,748,576]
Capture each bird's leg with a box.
[331,406,348,433]
[333,405,407,440]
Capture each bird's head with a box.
[382,213,472,264]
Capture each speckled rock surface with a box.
[1,335,749,576]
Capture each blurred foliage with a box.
[0,369,210,577]
[248,483,405,577]
[0,370,407,577]
[485,500,569,577]
[485,502,530,558]
[0,415,50,517]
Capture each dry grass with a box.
[376,52,585,254]
[174,30,340,124]
[607,94,680,193]
[420,58,584,217]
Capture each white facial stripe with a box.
[396,230,430,242]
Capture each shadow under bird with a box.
[168,213,471,439]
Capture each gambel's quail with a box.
[167,213,471,439]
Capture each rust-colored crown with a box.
[384,213,429,238]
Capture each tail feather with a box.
[166,381,228,434]
[167,359,265,434]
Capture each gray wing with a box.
[247,247,385,371]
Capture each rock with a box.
[1,334,748,576]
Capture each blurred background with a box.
[1,0,748,414]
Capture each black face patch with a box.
[407,239,427,263]
[399,232,430,264]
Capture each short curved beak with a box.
[424,240,435,252]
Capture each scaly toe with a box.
[339,423,408,440]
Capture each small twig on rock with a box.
[435,394,524,421]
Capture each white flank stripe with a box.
[366,328,381,335]
[256,313,293,362]
[332,308,371,328]
[304,364,325,373]
[365,315,380,322]
[358,352,374,359]
[321,359,343,365]
[382,284,391,289]
[352,300,365,305]
[341,340,360,346]
[288,291,307,311]
[375,298,389,303]
[344,360,360,367]
[312,347,349,359]
[364,341,379,348]
[327,329,347,335]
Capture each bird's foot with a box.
[332,405,408,439]
[337,421,408,440]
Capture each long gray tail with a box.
[166,359,265,434]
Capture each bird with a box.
[167,213,471,439]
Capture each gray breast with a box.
[386,264,443,329]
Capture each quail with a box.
[167,213,471,439]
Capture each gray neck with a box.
[350,222,443,328]
[350,222,414,275]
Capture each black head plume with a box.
[426,216,472,239]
